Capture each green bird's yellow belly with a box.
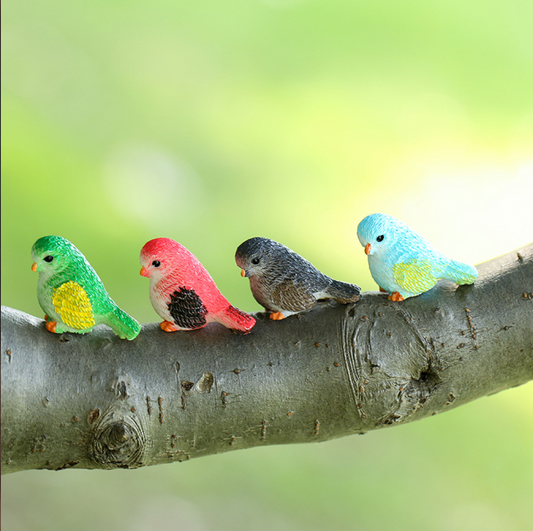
[52,281,95,330]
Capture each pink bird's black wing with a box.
[167,288,207,330]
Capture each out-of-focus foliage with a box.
[2,0,532,530]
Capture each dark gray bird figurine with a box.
[235,237,361,320]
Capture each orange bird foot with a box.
[160,320,177,332]
[44,315,49,321]
[270,311,286,321]
[388,292,405,302]
[45,320,57,333]
[379,287,388,293]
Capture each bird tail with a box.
[325,279,361,303]
[442,260,478,286]
[215,305,256,334]
[106,306,142,340]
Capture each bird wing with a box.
[52,281,96,330]
[271,280,316,312]
[392,260,437,294]
[167,287,208,329]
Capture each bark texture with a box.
[2,244,532,474]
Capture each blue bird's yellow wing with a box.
[52,281,96,330]
[392,260,437,295]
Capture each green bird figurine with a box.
[31,235,141,340]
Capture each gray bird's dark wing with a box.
[270,280,316,312]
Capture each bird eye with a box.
[152,260,161,267]
[376,235,384,242]
[44,255,54,263]
[251,257,260,265]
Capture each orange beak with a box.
[365,243,371,255]
[241,269,246,277]
[140,266,148,277]
[31,262,37,272]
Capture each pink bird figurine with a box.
[140,238,256,334]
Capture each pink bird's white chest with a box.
[148,279,174,321]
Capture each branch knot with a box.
[88,407,146,469]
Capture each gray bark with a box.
[2,244,532,474]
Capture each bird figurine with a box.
[235,237,361,320]
[31,235,141,339]
[140,238,256,334]
[357,213,478,301]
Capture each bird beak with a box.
[140,266,148,277]
[240,269,246,278]
[365,243,371,255]
[31,262,38,272]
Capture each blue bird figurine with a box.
[357,213,478,301]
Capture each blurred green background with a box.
[2,0,533,530]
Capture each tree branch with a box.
[2,244,532,474]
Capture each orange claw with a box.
[270,311,286,321]
[379,287,388,293]
[160,320,177,332]
[45,320,57,333]
[388,292,405,302]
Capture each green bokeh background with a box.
[2,1,533,530]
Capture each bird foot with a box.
[379,287,388,293]
[269,311,286,321]
[160,320,178,332]
[388,292,405,302]
[45,320,57,333]
[44,315,49,321]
